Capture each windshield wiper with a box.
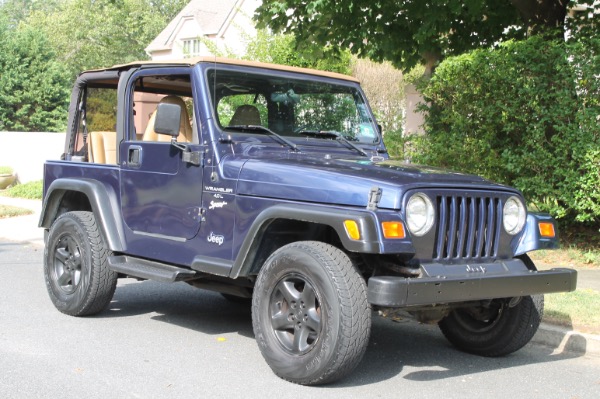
[225,125,299,152]
[298,130,368,157]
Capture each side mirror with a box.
[154,102,181,138]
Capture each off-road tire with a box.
[252,241,371,385]
[438,294,544,357]
[44,211,117,316]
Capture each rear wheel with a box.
[252,241,371,385]
[44,211,117,316]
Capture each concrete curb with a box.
[1,196,599,358]
[533,323,600,357]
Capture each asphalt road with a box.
[1,241,599,399]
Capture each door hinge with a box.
[182,150,203,166]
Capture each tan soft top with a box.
[100,57,359,83]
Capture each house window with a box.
[182,39,203,57]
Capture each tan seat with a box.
[88,131,117,164]
[229,104,261,126]
[143,96,193,143]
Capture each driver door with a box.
[120,70,204,244]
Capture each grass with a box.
[0,166,14,174]
[0,204,33,218]
[530,248,600,269]
[543,289,600,334]
[531,225,600,333]
[0,180,42,219]
[0,180,43,200]
[531,226,600,333]
[529,223,600,269]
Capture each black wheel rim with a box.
[52,234,82,294]
[452,301,505,333]
[269,274,322,354]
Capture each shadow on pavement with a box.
[99,279,254,338]
[98,278,586,387]
[333,313,585,387]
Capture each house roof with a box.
[146,0,241,53]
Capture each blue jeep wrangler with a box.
[40,58,577,385]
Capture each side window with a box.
[73,86,118,164]
[87,88,118,132]
[131,75,195,143]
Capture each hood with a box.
[234,156,515,209]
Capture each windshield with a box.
[207,68,379,144]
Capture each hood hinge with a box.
[367,186,382,211]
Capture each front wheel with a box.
[252,241,371,385]
[439,294,544,357]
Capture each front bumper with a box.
[368,260,577,307]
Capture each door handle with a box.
[128,146,142,167]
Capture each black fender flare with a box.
[39,178,126,252]
[229,203,383,279]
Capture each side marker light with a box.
[538,222,556,238]
[344,220,361,240]
[382,221,406,239]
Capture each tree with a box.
[245,29,352,74]
[24,0,188,75]
[254,0,598,73]
[0,0,60,28]
[0,16,70,131]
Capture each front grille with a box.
[433,195,502,261]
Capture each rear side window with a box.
[86,88,118,132]
[72,86,118,163]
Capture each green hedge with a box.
[413,35,600,226]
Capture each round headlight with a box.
[406,193,435,236]
[503,196,526,235]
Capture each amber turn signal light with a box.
[344,220,361,240]
[382,221,406,239]
[538,222,556,238]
